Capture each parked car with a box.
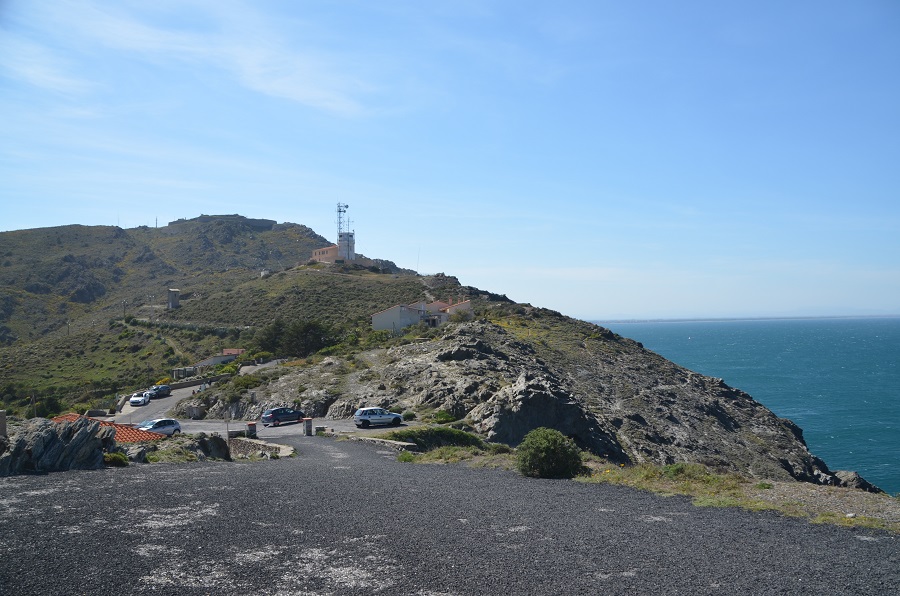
[260,407,305,427]
[150,385,172,397]
[135,419,181,436]
[129,392,150,407]
[353,407,402,428]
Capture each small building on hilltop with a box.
[311,203,357,264]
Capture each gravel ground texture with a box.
[0,436,897,596]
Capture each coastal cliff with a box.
[184,313,879,490]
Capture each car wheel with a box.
[360,420,370,428]
[172,430,180,435]
[391,417,401,426]
[273,419,280,427]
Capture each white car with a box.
[353,407,402,428]
[129,392,150,406]
[136,419,181,436]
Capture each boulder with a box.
[0,417,115,476]
[834,470,883,494]
[124,444,150,463]
[468,372,627,461]
[195,433,231,461]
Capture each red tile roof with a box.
[52,413,166,443]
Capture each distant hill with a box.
[0,215,416,342]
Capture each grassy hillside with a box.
[0,216,505,416]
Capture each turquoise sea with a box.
[599,317,900,495]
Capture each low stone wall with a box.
[228,437,287,459]
[169,374,231,391]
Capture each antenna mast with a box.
[336,203,355,261]
[336,202,350,238]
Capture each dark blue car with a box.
[261,407,305,427]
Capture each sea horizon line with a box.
[590,314,900,325]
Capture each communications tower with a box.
[336,203,355,262]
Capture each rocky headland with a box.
[179,314,880,492]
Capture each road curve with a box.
[0,436,897,595]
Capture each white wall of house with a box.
[444,300,472,316]
[371,304,425,332]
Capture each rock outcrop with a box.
[0,417,115,476]
[215,317,878,490]
[123,432,231,463]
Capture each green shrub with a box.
[487,443,512,455]
[218,363,238,375]
[384,426,484,451]
[402,410,416,421]
[397,450,416,463]
[516,427,583,479]
[103,451,129,467]
[231,374,261,391]
[432,410,457,424]
[388,405,403,414]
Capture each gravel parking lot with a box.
[0,435,897,595]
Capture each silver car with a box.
[136,418,181,436]
[353,407,402,428]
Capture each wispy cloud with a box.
[54,1,374,116]
[0,36,94,94]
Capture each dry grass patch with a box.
[579,459,900,533]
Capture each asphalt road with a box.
[0,436,897,595]
[113,384,406,438]
[113,385,195,426]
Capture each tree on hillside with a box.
[281,320,334,357]
[254,317,284,353]
[253,318,335,357]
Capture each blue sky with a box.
[2,1,898,320]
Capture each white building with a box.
[338,231,355,261]
[371,304,427,333]
[371,299,472,333]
